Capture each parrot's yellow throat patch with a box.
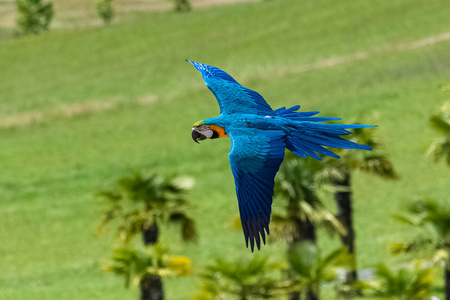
[209,125,228,138]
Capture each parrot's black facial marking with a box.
[192,129,207,144]
[211,130,220,139]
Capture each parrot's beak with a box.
[192,129,207,144]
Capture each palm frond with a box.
[358,154,399,179]
[317,247,351,276]
[97,172,197,244]
[288,242,351,296]
[168,212,198,243]
[392,215,419,226]
[426,135,450,165]
[102,244,192,288]
[316,208,347,236]
[430,102,450,134]
[366,263,435,300]
[393,199,450,262]
[427,102,450,166]
[402,199,450,238]
[199,256,288,299]
[430,115,450,133]
[268,213,294,242]
[101,247,152,288]
[275,154,345,241]
[183,218,198,243]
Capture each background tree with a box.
[97,0,114,25]
[194,256,288,300]
[427,102,450,166]
[272,154,345,300]
[273,154,345,245]
[15,0,53,36]
[364,263,435,300]
[102,244,191,300]
[174,0,191,12]
[393,199,450,300]
[98,173,197,300]
[287,241,351,300]
[323,112,398,283]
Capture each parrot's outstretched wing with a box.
[188,60,274,116]
[227,128,286,252]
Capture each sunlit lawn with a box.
[1,0,450,299]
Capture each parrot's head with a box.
[191,121,228,144]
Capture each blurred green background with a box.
[1,0,449,299]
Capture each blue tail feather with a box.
[275,106,375,160]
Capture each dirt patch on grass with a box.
[0,1,15,28]
[265,31,450,79]
[396,31,450,51]
[0,95,158,130]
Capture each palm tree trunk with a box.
[140,274,164,300]
[333,172,358,283]
[306,288,318,300]
[288,292,301,300]
[296,217,317,243]
[289,193,317,244]
[142,221,159,245]
[446,259,450,300]
[288,196,318,300]
[141,221,164,300]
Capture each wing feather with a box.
[228,128,286,251]
[188,60,274,116]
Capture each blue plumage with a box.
[188,60,273,116]
[189,61,375,251]
[228,129,285,251]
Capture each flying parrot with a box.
[188,60,375,252]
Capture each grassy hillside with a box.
[0,0,258,32]
[1,0,450,299]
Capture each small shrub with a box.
[97,0,114,25]
[174,0,191,13]
[15,0,54,36]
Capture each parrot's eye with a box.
[211,130,220,139]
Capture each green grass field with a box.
[1,0,450,299]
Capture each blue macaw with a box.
[189,60,374,252]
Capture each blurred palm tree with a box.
[364,263,435,300]
[393,199,450,300]
[174,0,191,12]
[272,154,345,300]
[323,112,398,283]
[287,241,352,300]
[98,172,197,300]
[98,173,197,245]
[194,256,289,300]
[102,244,191,300]
[427,102,450,166]
[273,154,345,244]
